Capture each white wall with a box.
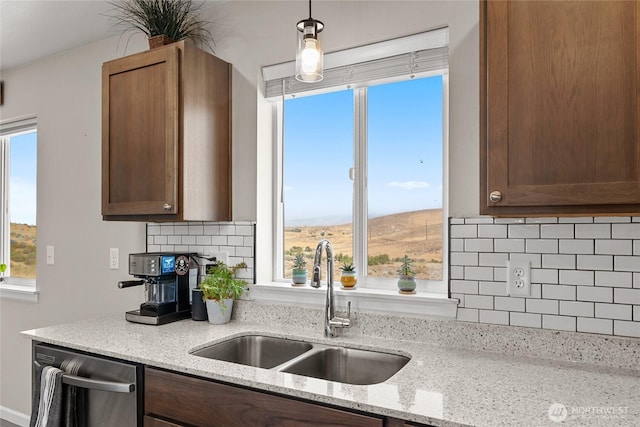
[0,1,479,420]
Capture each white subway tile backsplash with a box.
[168,236,182,245]
[530,268,558,284]
[540,224,574,239]
[542,315,576,332]
[464,295,494,310]
[559,301,594,317]
[613,320,640,338]
[479,253,509,267]
[211,236,227,245]
[614,288,640,305]
[508,224,539,238]
[495,239,525,253]
[154,235,167,245]
[478,281,508,296]
[219,224,236,235]
[453,217,637,338]
[575,224,610,238]
[542,254,575,269]
[182,235,196,245]
[559,270,593,286]
[577,286,613,303]
[464,238,493,252]
[595,303,632,320]
[478,224,508,238]
[188,224,204,235]
[236,225,253,236]
[526,239,558,254]
[509,253,541,268]
[236,246,253,257]
[558,217,593,224]
[479,310,509,325]
[147,225,160,235]
[450,252,478,266]
[196,235,212,245]
[611,223,640,239]
[510,312,541,328]
[614,256,640,272]
[526,298,558,314]
[450,224,477,238]
[450,238,464,252]
[594,271,633,288]
[558,239,593,254]
[595,240,633,255]
[542,284,576,301]
[465,267,494,281]
[576,255,613,271]
[456,308,479,322]
[494,296,525,312]
[227,236,244,246]
[160,224,174,235]
[577,317,612,335]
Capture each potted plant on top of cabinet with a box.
[397,255,417,294]
[107,0,215,50]
[200,262,246,325]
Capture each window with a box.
[0,119,37,287]
[264,29,449,291]
[278,76,445,290]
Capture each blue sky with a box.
[9,131,37,225]
[284,76,443,225]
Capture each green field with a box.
[9,223,36,279]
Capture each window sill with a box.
[247,282,458,319]
[0,283,39,302]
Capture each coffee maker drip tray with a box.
[125,309,191,326]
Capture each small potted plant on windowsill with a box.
[339,263,357,289]
[0,263,6,282]
[200,262,246,324]
[291,253,308,286]
[397,255,417,294]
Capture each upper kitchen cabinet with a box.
[480,0,640,216]
[102,40,231,221]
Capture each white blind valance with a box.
[262,27,449,99]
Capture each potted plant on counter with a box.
[107,0,215,50]
[291,253,308,285]
[200,262,246,324]
[397,255,417,294]
[339,263,357,289]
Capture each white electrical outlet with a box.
[110,248,119,270]
[507,260,531,296]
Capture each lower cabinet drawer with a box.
[145,368,384,427]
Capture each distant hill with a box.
[9,223,36,279]
[284,209,443,280]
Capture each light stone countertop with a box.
[23,315,640,427]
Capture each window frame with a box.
[273,71,449,292]
[0,117,38,296]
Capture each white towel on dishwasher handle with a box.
[30,364,64,427]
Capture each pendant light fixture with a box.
[295,0,324,82]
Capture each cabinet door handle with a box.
[163,203,173,211]
[489,191,502,203]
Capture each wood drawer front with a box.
[144,415,184,427]
[145,368,384,427]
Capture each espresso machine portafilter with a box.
[118,253,197,325]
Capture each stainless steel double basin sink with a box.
[190,334,410,385]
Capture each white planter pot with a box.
[205,298,234,324]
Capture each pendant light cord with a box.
[308,0,312,18]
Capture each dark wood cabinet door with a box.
[102,46,179,216]
[481,0,640,215]
[145,368,384,427]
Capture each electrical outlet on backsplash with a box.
[450,216,640,338]
[146,221,255,283]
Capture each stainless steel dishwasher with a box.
[32,342,143,427]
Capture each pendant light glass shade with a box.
[295,1,324,83]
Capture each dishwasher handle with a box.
[34,361,135,393]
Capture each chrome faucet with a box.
[311,239,351,337]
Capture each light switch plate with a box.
[109,248,119,270]
[46,245,54,265]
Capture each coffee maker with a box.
[118,252,197,325]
